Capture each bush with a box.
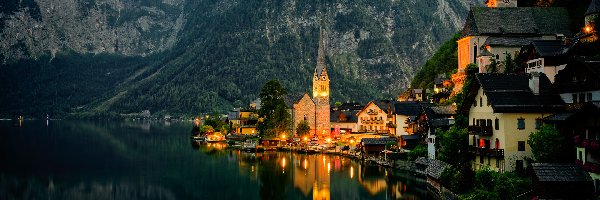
[407,144,427,161]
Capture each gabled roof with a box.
[330,110,359,123]
[425,159,450,180]
[587,0,600,16]
[288,93,313,108]
[483,36,538,47]
[430,105,457,116]
[530,40,571,57]
[467,73,564,113]
[532,163,592,182]
[393,102,423,116]
[461,7,571,37]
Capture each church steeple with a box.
[314,20,328,79]
[313,22,329,98]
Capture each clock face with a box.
[321,76,326,80]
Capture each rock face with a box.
[0,0,185,62]
[0,0,474,115]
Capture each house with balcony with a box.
[545,59,600,190]
[462,73,564,172]
[392,102,430,149]
[420,104,457,160]
[356,100,396,134]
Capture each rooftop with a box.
[361,137,397,145]
[532,163,592,182]
[461,7,571,37]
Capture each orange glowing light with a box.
[303,136,308,141]
[585,26,592,33]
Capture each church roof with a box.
[461,7,571,37]
[587,0,600,16]
[287,93,312,108]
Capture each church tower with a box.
[313,25,330,137]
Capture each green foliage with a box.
[296,120,310,137]
[487,57,500,73]
[438,127,469,166]
[411,34,460,89]
[204,117,226,132]
[459,168,533,200]
[527,125,570,163]
[440,164,475,194]
[503,52,517,74]
[257,80,291,138]
[407,144,427,161]
[461,189,500,200]
[200,125,214,134]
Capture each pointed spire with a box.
[316,19,327,77]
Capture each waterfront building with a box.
[330,102,363,134]
[356,100,396,134]
[419,105,457,160]
[462,73,564,172]
[393,101,429,149]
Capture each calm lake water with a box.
[0,120,430,200]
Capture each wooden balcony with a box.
[468,126,493,136]
[469,146,504,158]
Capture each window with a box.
[496,54,499,59]
[580,93,586,103]
[473,100,477,107]
[480,97,483,107]
[572,94,578,103]
[516,160,524,172]
[487,119,492,128]
[496,159,500,168]
[473,44,477,63]
[495,118,500,130]
[518,141,525,151]
[517,118,525,129]
[473,118,476,125]
[535,118,542,129]
[588,93,593,101]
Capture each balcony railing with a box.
[469,146,504,158]
[468,126,493,136]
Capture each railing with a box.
[469,146,504,158]
[468,126,493,136]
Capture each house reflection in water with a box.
[292,154,331,200]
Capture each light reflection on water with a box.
[0,120,430,200]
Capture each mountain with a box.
[0,0,472,118]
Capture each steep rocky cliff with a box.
[0,0,474,117]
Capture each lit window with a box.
[517,118,525,129]
[535,118,542,129]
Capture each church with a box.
[291,27,331,137]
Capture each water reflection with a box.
[0,121,429,200]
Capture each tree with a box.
[200,125,214,134]
[527,125,570,163]
[503,52,517,74]
[487,57,500,73]
[437,127,470,166]
[296,120,310,136]
[257,80,291,137]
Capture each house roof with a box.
[587,0,600,15]
[530,40,571,57]
[330,110,359,123]
[372,100,396,114]
[431,118,455,128]
[552,60,600,93]
[532,163,592,182]
[483,36,538,47]
[401,134,421,141]
[470,73,564,113]
[336,102,363,111]
[461,7,571,37]
[361,137,397,145]
[393,102,424,116]
[430,105,457,116]
[425,159,450,180]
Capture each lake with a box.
[0,120,430,199]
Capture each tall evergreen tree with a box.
[503,52,517,74]
[257,80,290,137]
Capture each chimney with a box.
[529,72,541,95]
